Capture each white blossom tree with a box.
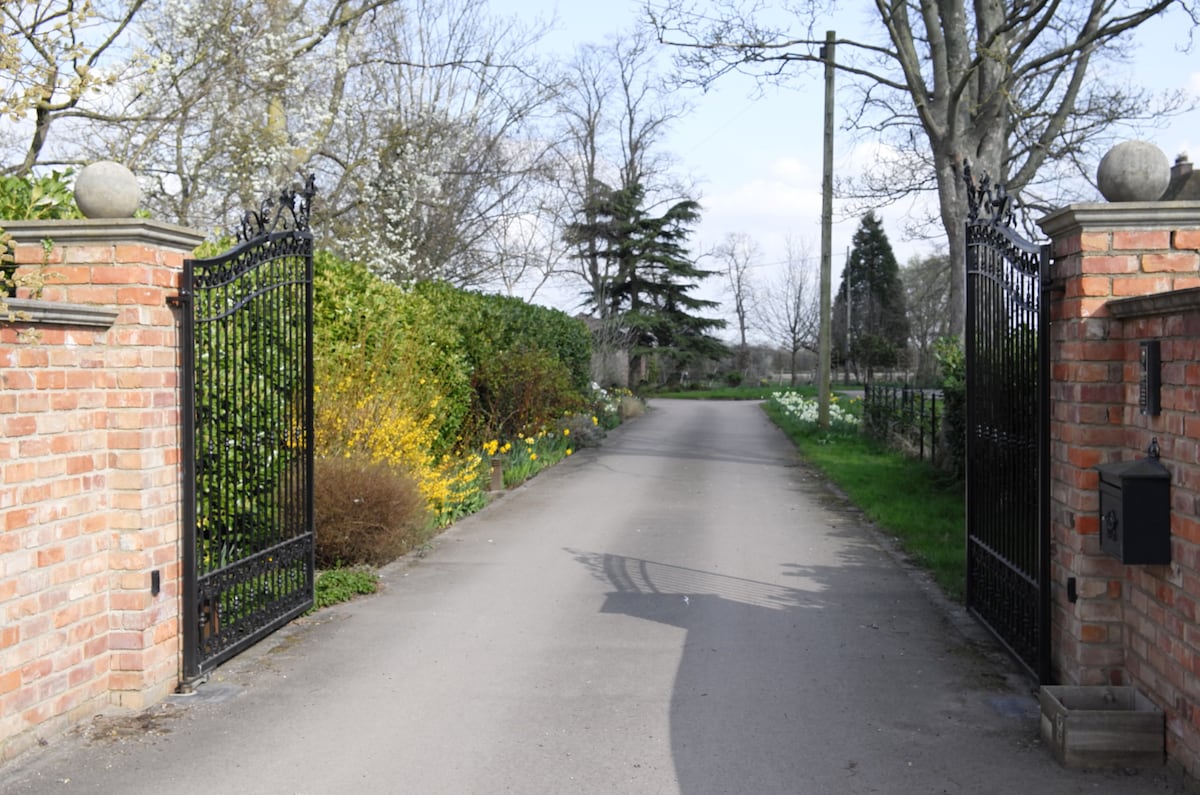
[6,0,565,294]
[309,0,562,286]
[1,0,151,176]
[60,0,398,229]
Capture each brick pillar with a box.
[1,219,205,759]
[1038,204,1200,690]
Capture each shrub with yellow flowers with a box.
[314,369,487,526]
[314,254,483,529]
[313,252,597,538]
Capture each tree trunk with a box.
[937,166,968,337]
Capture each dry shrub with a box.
[560,413,605,448]
[619,395,645,420]
[314,456,431,568]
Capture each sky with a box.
[490,0,1200,332]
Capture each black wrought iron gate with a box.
[176,178,316,685]
[963,166,1052,683]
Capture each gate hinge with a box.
[167,290,191,308]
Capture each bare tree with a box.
[712,232,759,375]
[648,0,1199,334]
[553,28,691,317]
[548,41,611,313]
[758,237,819,387]
[901,251,953,385]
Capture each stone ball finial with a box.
[73,161,141,219]
[1096,141,1170,202]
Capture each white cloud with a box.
[704,178,820,221]
[699,156,822,234]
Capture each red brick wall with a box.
[0,220,203,762]
[1040,204,1200,777]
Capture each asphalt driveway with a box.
[0,400,1188,794]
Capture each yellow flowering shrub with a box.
[314,256,482,526]
[315,370,485,526]
[313,252,593,528]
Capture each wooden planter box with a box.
[1039,686,1164,768]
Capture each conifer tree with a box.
[832,212,910,382]
[565,182,726,385]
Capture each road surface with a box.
[0,400,1187,793]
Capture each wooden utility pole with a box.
[818,30,835,427]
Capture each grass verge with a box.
[763,400,966,602]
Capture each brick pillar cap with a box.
[0,218,206,253]
[1039,202,1200,240]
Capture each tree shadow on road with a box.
[562,545,1089,794]
[564,543,925,793]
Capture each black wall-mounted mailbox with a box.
[1096,455,1171,565]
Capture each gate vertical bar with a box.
[173,266,199,687]
[965,206,979,616]
[1037,241,1052,684]
[306,240,315,605]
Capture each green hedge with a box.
[314,253,474,456]
[313,255,592,451]
[408,281,591,394]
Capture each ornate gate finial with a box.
[963,159,1015,228]
[238,173,317,242]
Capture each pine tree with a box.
[565,182,727,385]
[565,181,640,319]
[832,212,910,382]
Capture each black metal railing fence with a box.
[862,383,943,465]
